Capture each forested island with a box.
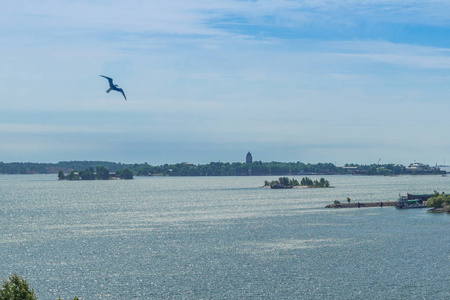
[0,160,445,176]
[58,167,134,180]
[263,177,331,188]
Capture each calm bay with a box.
[1,174,449,299]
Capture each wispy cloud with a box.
[0,123,129,134]
[2,1,450,164]
[4,1,450,39]
[323,40,450,69]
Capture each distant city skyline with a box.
[2,1,450,166]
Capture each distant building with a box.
[406,162,441,173]
[343,166,358,171]
[246,152,253,163]
[406,163,430,172]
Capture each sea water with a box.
[0,174,449,299]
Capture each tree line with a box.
[427,192,450,210]
[58,167,134,180]
[264,177,330,188]
[300,177,330,187]
[0,160,445,176]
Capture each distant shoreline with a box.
[0,160,446,177]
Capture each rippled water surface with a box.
[1,175,449,299]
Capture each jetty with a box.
[325,201,397,208]
[326,193,437,209]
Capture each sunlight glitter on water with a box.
[0,174,449,299]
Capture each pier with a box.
[325,201,397,208]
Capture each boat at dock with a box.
[270,183,293,189]
[396,194,429,209]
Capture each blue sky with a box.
[2,0,450,165]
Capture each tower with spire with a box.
[246,152,253,164]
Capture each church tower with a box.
[246,152,253,163]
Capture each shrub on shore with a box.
[0,274,78,300]
[427,192,450,209]
[0,273,37,300]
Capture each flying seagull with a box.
[100,75,127,100]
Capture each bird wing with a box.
[118,88,127,100]
[100,75,114,87]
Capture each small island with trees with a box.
[263,177,331,189]
[58,167,134,180]
[426,192,450,213]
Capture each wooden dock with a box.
[325,201,397,208]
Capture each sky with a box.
[2,0,450,166]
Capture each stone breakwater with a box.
[326,201,450,213]
[428,207,450,213]
[325,201,397,208]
